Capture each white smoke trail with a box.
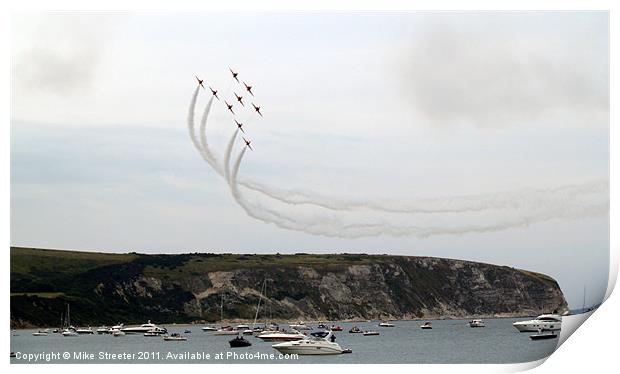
[224,129,240,183]
[228,146,609,238]
[189,85,609,238]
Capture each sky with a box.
[10,12,609,309]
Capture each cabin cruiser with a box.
[469,319,485,328]
[363,331,379,336]
[75,327,94,334]
[33,329,49,336]
[289,321,312,330]
[272,331,345,355]
[201,326,217,331]
[512,314,562,332]
[378,322,395,327]
[257,330,306,342]
[121,320,166,334]
[420,322,433,329]
[163,333,187,341]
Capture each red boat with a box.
[330,325,343,331]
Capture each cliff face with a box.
[10,248,567,327]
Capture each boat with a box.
[242,329,254,335]
[469,319,485,328]
[163,333,187,341]
[61,304,78,337]
[121,320,166,334]
[112,329,125,337]
[229,336,252,348]
[529,328,558,340]
[33,330,49,336]
[378,322,395,327]
[512,314,562,332]
[289,321,312,330]
[184,329,192,334]
[257,330,306,342]
[317,323,328,329]
[420,321,433,329]
[330,325,343,331]
[363,331,379,336]
[97,326,110,334]
[144,331,160,337]
[349,326,363,334]
[201,326,217,331]
[236,324,250,330]
[75,327,94,334]
[272,331,345,355]
[214,326,240,336]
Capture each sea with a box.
[10,318,558,364]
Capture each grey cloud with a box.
[399,14,609,127]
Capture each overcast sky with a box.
[11,12,609,309]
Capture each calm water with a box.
[10,318,558,364]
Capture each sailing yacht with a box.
[61,304,78,337]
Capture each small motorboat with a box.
[75,327,94,334]
[363,331,379,336]
[469,319,485,328]
[529,329,558,340]
[257,330,306,342]
[184,329,192,334]
[201,326,217,331]
[289,321,312,330]
[349,326,363,334]
[229,336,252,348]
[96,326,109,334]
[317,323,328,329]
[213,326,239,336]
[236,324,250,330]
[112,329,125,337]
[420,322,433,329]
[330,325,343,331]
[342,349,353,354]
[378,322,395,327]
[144,331,159,337]
[242,329,254,335]
[33,330,49,336]
[163,333,187,341]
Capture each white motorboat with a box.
[214,326,240,336]
[112,329,125,337]
[236,324,250,330]
[272,331,344,355]
[97,326,110,334]
[33,330,48,336]
[378,322,395,327]
[363,331,379,336]
[75,327,94,334]
[420,321,433,329]
[163,333,187,341]
[512,314,562,332]
[258,330,306,342]
[121,320,166,334]
[144,331,160,337]
[201,326,217,331]
[469,319,485,328]
[289,321,312,330]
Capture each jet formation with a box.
[196,68,263,150]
